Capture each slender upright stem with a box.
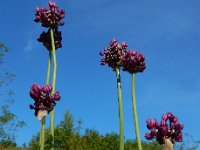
[40,54,51,150]
[46,54,51,84]
[40,118,45,150]
[50,28,57,150]
[115,68,124,150]
[131,74,142,150]
[39,125,42,148]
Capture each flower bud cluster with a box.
[145,112,183,144]
[37,28,62,51]
[100,38,127,70]
[100,38,146,73]
[34,2,65,28]
[29,84,61,120]
[122,50,146,74]
[34,2,65,51]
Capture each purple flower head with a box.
[122,50,146,74]
[37,28,62,50]
[34,1,65,28]
[145,112,184,145]
[99,38,127,70]
[29,84,61,120]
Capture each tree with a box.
[28,111,162,150]
[0,42,15,87]
[0,42,9,64]
[0,41,26,149]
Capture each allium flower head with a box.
[29,84,61,121]
[34,1,65,28]
[145,112,184,144]
[99,38,127,70]
[37,28,62,50]
[122,50,146,74]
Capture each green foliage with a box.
[27,111,200,150]
[125,140,162,150]
[0,41,15,87]
[0,90,26,150]
[0,96,26,143]
[0,42,26,149]
[0,72,16,87]
[27,111,162,150]
[0,41,9,65]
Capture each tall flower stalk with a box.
[39,53,51,150]
[50,28,57,149]
[122,50,146,150]
[116,68,124,150]
[145,112,184,150]
[40,118,45,150]
[39,43,52,150]
[33,2,65,150]
[100,39,127,150]
[131,74,142,150]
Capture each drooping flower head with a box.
[29,84,61,121]
[145,112,184,145]
[34,1,65,28]
[122,50,146,74]
[100,38,127,70]
[37,28,62,51]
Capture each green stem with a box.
[50,28,57,150]
[39,125,42,148]
[131,74,142,150]
[46,53,51,85]
[39,53,51,150]
[115,68,124,150]
[40,118,45,150]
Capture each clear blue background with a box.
[0,0,200,146]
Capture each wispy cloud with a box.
[24,39,35,53]
[24,32,37,53]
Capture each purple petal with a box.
[29,104,35,109]
[145,133,154,140]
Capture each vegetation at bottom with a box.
[26,111,161,150]
[25,111,199,150]
[0,110,199,150]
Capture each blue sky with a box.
[0,0,200,147]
